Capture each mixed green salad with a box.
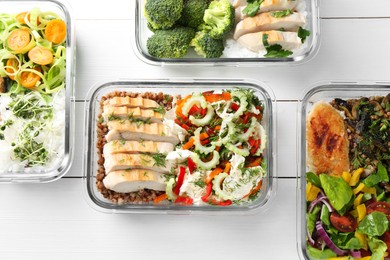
[306,94,390,260]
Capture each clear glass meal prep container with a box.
[297,82,390,259]
[132,0,320,66]
[83,79,276,214]
[0,0,75,183]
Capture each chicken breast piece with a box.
[235,0,300,21]
[237,30,301,52]
[102,106,163,123]
[103,140,174,156]
[306,102,350,176]
[233,12,305,39]
[105,121,179,144]
[104,153,173,174]
[103,96,159,109]
[103,169,166,193]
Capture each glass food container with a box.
[83,79,276,214]
[297,82,390,259]
[133,0,320,66]
[0,0,75,182]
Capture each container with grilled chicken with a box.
[83,79,276,214]
[133,0,319,66]
[297,83,390,259]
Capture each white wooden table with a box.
[1,0,390,259]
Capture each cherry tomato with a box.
[330,212,357,232]
[367,201,390,220]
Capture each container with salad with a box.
[298,84,390,259]
[83,79,276,214]
[133,0,319,65]
[0,0,74,182]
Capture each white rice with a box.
[0,89,66,173]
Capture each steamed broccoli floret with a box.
[147,27,195,58]
[145,0,184,30]
[190,31,224,58]
[199,0,235,39]
[178,0,210,29]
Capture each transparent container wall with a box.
[133,0,320,66]
[83,79,276,214]
[0,0,75,183]
[297,82,390,259]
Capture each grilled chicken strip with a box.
[103,140,174,156]
[103,169,166,193]
[104,153,172,174]
[237,30,301,52]
[306,102,350,176]
[235,0,299,21]
[102,106,163,123]
[234,12,305,39]
[103,96,159,109]
[105,121,179,143]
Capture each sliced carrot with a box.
[203,92,231,103]
[45,19,66,44]
[205,168,223,184]
[153,193,167,204]
[176,95,191,117]
[182,138,195,150]
[246,157,262,168]
[224,162,231,173]
[7,29,31,53]
[28,46,53,65]
[5,59,19,80]
[214,125,221,131]
[20,67,42,89]
[199,132,209,140]
[16,12,28,24]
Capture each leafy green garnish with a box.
[358,212,388,236]
[307,245,337,259]
[320,174,353,212]
[363,163,388,187]
[270,9,293,18]
[151,153,167,167]
[368,236,388,260]
[298,27,311,43]
[242,0,264,17]
[152,106,166,115]
[262,34,293,58]
[306,172,322,188]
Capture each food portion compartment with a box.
[0,0,75,182]
[133,0,319,65]
[298,84,390,259]
[84,80,276,213]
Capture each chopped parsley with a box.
[270,9,293,18]
[262,34,293,58]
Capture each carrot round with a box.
[28,46,53,65]
[20,67,42,89]
[16,12,28,24]
[153,193,167,204]
[182,138,195,150]
[7,29,31,53]
[45,19,66,44]
[5,59,19,80]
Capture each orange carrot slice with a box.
[205,168,223,184]
[5,59,19,80]
[20,67,42,89]
[7,29,31,53]
[45,19,66,44]
[153,193,167,204]
[28,46,53,65]
[16,12,28,24]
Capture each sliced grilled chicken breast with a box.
[103,96,159,109]
[104,153,172,174]
[306,102,350,176]
[105,121,179,143]
[102,106,163,123]
[235,0,299,21]
[237,30,301,52]
[103,140,174,156]
[103,169,166,193]
[233,12,305,39]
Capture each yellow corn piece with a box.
[356,204,367,222]
[306,182,321,202]
[342,171,352,184]
[353,182,366,194]
[355,231,368,251]
[355,257,371,260]
[327,257,351,260]
[354,193,364,208]
[362,186,376,196]
[349,168,364,186]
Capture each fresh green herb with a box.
[319,174,353,212]
[140,155,152,165]
[152,106,166,115]
[298,27,311,43]
[143,171,149,177]
[242,0,264,17]
[151,153,167,167]
[9,92,52,120]
[270,9,293,18]
[192,179,206,188]
[306,172,322,188]
[363,162,388,187]
[358,212,388,236]
[98,117,104,123]
[262,34,293,58]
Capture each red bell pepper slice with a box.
[201,182,213,203]
[173,166,186,195]
[188,104,201,115]
[175,196,193,205]
[210,199,232,206]
[187,157,196,174]
[231,103,240,111]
